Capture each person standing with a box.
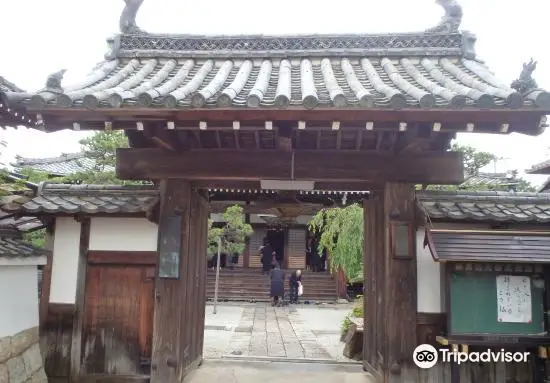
[289,269,302,303]
[270,264,285,306]
[260,238,275,274]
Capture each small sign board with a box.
[158,215,182,279]
[496,275,532,323]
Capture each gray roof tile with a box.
[0,77,24,93]
[12,56,543,111]
[417,190,550,223]
[526,160,550,175]
[3,183,550,225]
[13,153,111,176]
[0,226,49,260]
[0,183,159,215]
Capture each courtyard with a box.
[203,303,356,363]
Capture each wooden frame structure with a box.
[3,1,550,382]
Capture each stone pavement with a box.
[203,303,354,362]
[185,359,374,383]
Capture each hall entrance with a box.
[266,227,285,267]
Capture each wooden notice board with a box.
[449,272,545,335]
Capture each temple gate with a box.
[2,1,550,382]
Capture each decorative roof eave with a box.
[0,90,37,128]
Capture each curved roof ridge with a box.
[38,182,158,196]
[15,152,85,166]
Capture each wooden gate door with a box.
[81,253,156,378]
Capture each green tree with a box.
[62,131,131,184]
[308,204,363,281]
[208,205,253,256]
[453,143,496,177]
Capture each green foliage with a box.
[341,296,364,335]
[453,143,496,177]
[79,131,128,170]
[207,205,253,256]
[23,229,46,248]
[308,204,363,281]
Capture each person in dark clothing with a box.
[289,269,302,303]
[270,264,285,306]
[275,249,284,269]
[260,238,275,274]
[230,252,239,269]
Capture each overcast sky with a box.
[1,0,549,185]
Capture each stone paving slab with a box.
[204,304,354,363]
[185,360,374,383]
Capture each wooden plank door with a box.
[81,263,155,377]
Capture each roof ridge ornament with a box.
[120,0,146,34]
[426,0,463,33]
[43,69,67,94]
[511,59,538,93]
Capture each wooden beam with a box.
[191,180,375,191]
[277,122,293,151]
[116,148,464,184]
[87,251,158,265]
[144,124,177,151]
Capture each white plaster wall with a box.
[50,217,81,304]
[416,228,442,313]
[0,266,40,337]
[89,218,158,251]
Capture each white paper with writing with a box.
[496,275,532,323]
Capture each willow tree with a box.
[207,205,253,255]
[308,204,363,281]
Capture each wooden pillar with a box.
[151,180,209,383]
[70,217,90,383]
[363,183,417,383]
[39,223,55,327]
[244,206,251,268]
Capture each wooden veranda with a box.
[3,1,550,382]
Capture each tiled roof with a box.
[427,230,550,263]
[0,77,23,93]
[526,159,550,175]
[16,56,545,111]
[460,172,520,189]
[5,2,549,112]
[13,153,109,176]
[0,226,49,261]
[417,190,550,223]
[4,183,550,224]
[0,183,159,215]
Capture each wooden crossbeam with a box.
[116,148,464,184]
